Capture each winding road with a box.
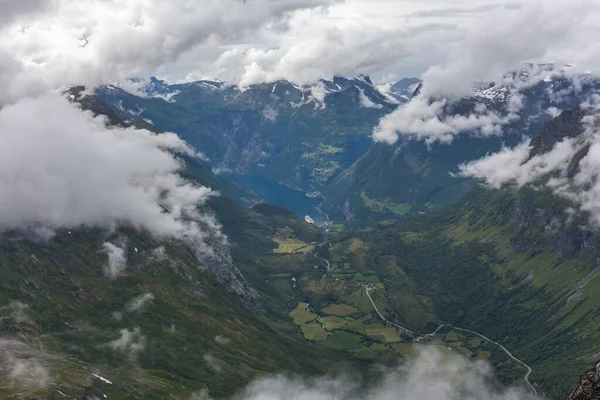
[314,254,330,271]
[316,205,331,226]
[362,285,537,396]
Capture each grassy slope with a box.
[0,94,365,399]
[343,186,600,399]
[0,208,357,399]
[96,84,384,190]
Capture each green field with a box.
[290,303,317,324]
[360,191,412,216]
[392,343,415,356]
[321,316,349,330]
[273,238,314,254]
[301,324,329,341]
[319,331,362,350]
[366,327,402,343]
[321,304,359,317]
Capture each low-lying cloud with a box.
[459,111,600,227]
[373,95,520,145]
[0,94,220,249]
[102,242,127,279]
[418,2,589,100]
[126,292,155,312]
[372,0,600,146]
[0,301,32,325]
[108,327,145,361]
[0,339,52,389]
[233,347,539,400]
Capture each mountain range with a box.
[3,68,600,399]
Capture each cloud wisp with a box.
[126,293,155,312]
[108,327,146,362]
[0,339,52,390]
[102,242,128,279]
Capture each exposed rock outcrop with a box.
[569,361,600,400]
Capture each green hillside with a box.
[0,93,362,399]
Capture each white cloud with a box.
[309,82,327,103]
[5,355,50,389]
[459,136,580,189]
[370,0,600,145]
[233,347,538,400]
[0,94,220,250]
[214,335,231,345]
[358,89,383,109]
[0,339,52,389]
[191,389,212,400]
[373,96,518,145]
[108,327,145,361]
[0,0,55,29]
[0,301,32,325]
[457,140,532,188]
[2,0,600,103]
[0,0,337,104]
[203,354,225,373]
[458,112,600,228]
[126,292,155,312]
[418,2,590,100]
[208,17,457,88]
[102,242,127,279]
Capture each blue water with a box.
[224,173,324,225]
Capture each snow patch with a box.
[92,373,113,385]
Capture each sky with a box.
[3,0,600,98]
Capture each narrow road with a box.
[306,303,327,332]
[314,254,330,271]
[316,205,331,225]
[363,284,416,337]
[362,285,537,396]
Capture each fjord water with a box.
[224,173,325,225]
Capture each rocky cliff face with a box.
[569,362,600,400]
[71,89,261,309]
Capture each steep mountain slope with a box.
[0,94,367,399]
[322,72,600,224]
[315,108,600,398]
[69,87,261,209]
[386,77,421,103]
[96,76,394,191]
[322,135,517,223]
[569,361,600,399]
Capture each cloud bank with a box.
[0,0,337,104]
[372,0,600,145]
[233,347,539,400]
[373,95,520,144]
[5,0,599,99]
[0,94,220,246]
[459,111,600,226]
